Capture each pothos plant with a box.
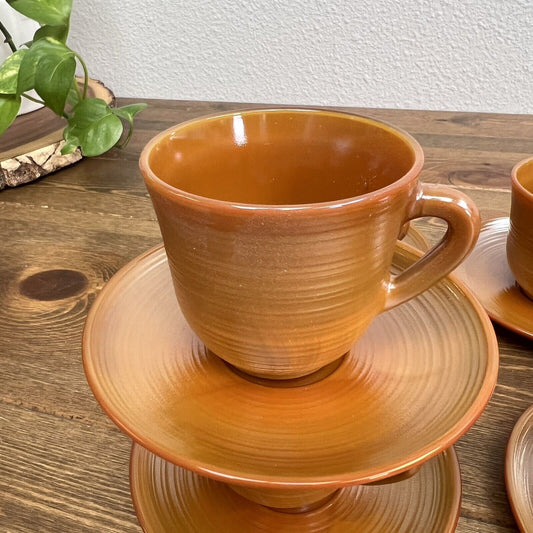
[0,0,146,156]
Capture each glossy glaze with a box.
[456,218,533,339]
[83,242,498,491]
[507,157,533,299]
[145,110,415,204]
[505,404,533,533]
[130,443,462,533]
[140,108,480,379]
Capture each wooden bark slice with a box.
[0,79,115,190]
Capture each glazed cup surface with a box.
[507,157,533,299]
[140,108,479,379]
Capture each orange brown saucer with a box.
[83,242,498,489]
[455,218,533,339]
[401,224,429,252]
[505,404,533,532]
[130,443,461,533]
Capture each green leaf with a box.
[65,78,80,109]
[34,24,69,43]
[112,103,148,123]
[63,98,123,157]
[17,37,73,95]
[16,51,36,94]
[0,94,21,135]
[61,136,79,155]
[35,52,75,115]
[7,0,72,26]
[0,50,26,94]
[111,103,148,149]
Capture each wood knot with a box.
[19,269,88,301]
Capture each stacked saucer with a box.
[455,218,533,340]
[83,240,498,532]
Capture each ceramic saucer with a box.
[130,443,461,533]
[401,224,429,252]
[505,404,533,532]
[83,242,498,488]
[455,217,533,339]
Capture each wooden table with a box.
[1,100,532,532]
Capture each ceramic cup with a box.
[507,156,533,299]
[140,108,480,380]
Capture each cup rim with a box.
[511,155,533,200]
[139,107,425,211]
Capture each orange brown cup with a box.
[140,108,480,380]
[507,156,533,300]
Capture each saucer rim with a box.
[505,404,533,532]
[83,241,498,489]
[458,217,533,340]
[129,442,463,533]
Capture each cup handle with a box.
[384,184,480,311]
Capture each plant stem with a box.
[0,20,17,53]
[74,75,83,101]
[22,92,69,120]
[116,121,134,150]
[74,53,89,99]
[21,92,45,105]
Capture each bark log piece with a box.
[0,79,114,190]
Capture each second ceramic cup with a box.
[507,156,533,299]
[140,108,480,379]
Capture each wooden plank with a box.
[0,203,161,423]
[0,403,139,532]
[455,340,533,533]
[0,158,154,219]
[116,98,533,141]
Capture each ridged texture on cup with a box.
[154,189,409,379]
[140,109,424,379]
[130,443,461,533]
[83,244,498,488]
[507,157,533,299]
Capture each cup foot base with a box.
[267,491,339,514]
[228,485,339,511]
[222,354,346,388]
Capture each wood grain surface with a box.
[1,100,532,532]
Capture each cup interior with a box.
[145,109,418,205]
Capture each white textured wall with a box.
[68,0,532,113]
